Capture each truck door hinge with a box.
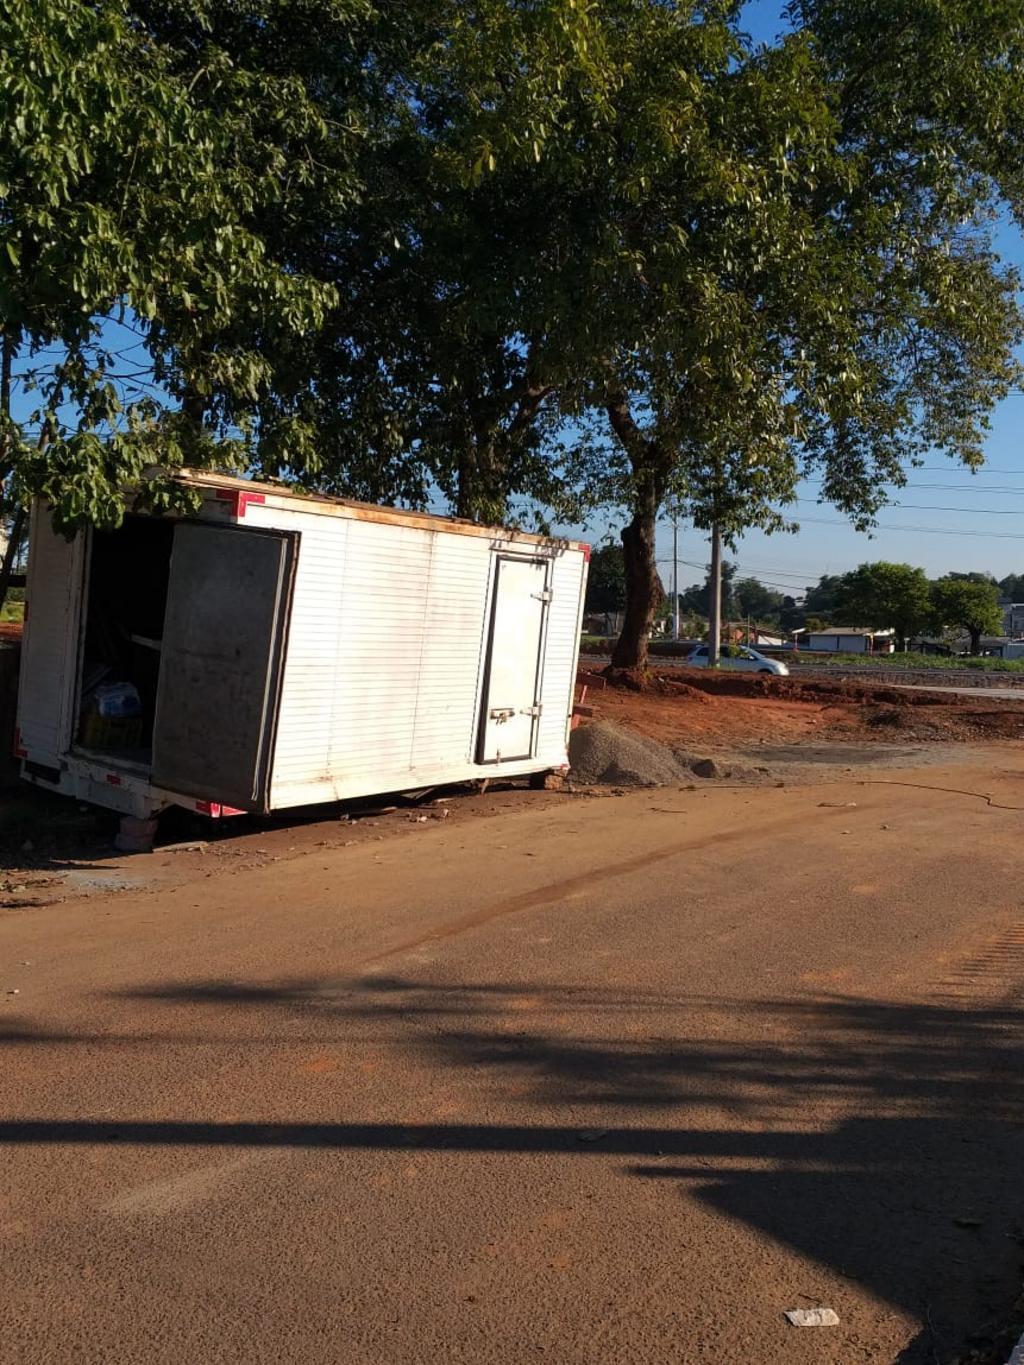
[522,704,543,718]
[532,589,553,603]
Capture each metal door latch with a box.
[531,589,553,603]
[521,704,543,717]
[489,706,516,722]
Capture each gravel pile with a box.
[568,721,711,786]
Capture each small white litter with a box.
[784,1307,840,1327]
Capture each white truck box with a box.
[16,471,589,820]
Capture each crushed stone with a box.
[568,721,767,787]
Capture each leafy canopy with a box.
[931,576,1005,648]
[1,0,361,531]
[833,563,933,645]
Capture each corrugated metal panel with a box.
[477,556,549,763]
[537,551,587,759]
[408,533,492,773]
[256,498,585,808]
[17,504,85,765]
[261,509,349,800]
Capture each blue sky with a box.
[629,0,1024,593]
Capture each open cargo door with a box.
[476,555,550,764]
[16,503,86,771]
[151,522,296,811]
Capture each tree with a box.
[931,577,1005,655]
[1,0,359,552]
[734,577,785,624]
[803,575,845,619]
[946,572,997,586]
[564,0,1024,669]
[833,562,932,652]
[779,595,805,634]
[679,560,737,621]
[251,0,603,523]
[584,543,627,620]
[999,574,1024,602]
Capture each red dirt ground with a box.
[576,665,1024,747]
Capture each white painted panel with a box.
[17,503,85,765]
[537,549,587,762]
[254,499,586,809]
[479,556,548,763]
[409,533,492,772]
[262,509,348,803]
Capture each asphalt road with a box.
[4,755,1024,1364]
[885,682,1024,700]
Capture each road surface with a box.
[885,682,1024,700]
[3,753,1024,1363]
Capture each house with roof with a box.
[803,628,896,654]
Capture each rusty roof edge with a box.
[143,465,587,552]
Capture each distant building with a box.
[804,629,896,654]
[749,627,784,647]
[1003,603,1024,636]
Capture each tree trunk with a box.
[610,479,663,670]
[0,506,25,612]
[968,626,982,655]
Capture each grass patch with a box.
[808,651,1024,673]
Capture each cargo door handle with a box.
[489,706,516,722]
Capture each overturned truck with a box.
[16,470,589,833]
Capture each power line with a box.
[807,481,1024,495]
[796,513,1024,541]
[906,466,1024,476]
[798,498,1024,516]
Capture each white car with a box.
[685,645,790,676]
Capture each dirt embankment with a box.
[576,665,1024,750]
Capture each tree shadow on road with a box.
[6,976,1024,1361]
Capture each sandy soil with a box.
[5,751,1024,1363]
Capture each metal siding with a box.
[259,502,585,808]
[151,523,295,809]
[262,509,349,802]
[477,557,549,762]
[409,533,492,772]
[17,503,85,765]
[537,551,587,762]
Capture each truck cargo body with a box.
[16,471,589,819]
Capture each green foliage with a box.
[803,575,845,618]
[809,651,1024,673]
[680,560,738,620]
[584,542,627,616]
[930,576,1005,653]
[734,577,785,624]
[0,0,362,532]
[553,0,1023,664]
[833,562,933,648]
[6,0,1024,645]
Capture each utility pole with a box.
[671,514,680,641]
[708,522,722,667]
